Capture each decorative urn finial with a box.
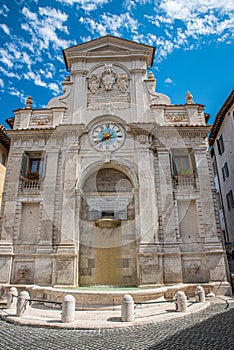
[186,91,194,104]
[25,96,33,109]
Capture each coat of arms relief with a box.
[87,64,130,110]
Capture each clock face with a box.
[91,122,124,151]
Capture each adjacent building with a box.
[0,36,229,291]
[209,89,234,252]
[0,125,10,209]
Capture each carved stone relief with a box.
[30,115,53,126]
[164,112,189,122]
[87,64,130,110]
[101,64,117,90]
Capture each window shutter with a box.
[21,153,29,176]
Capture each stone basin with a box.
[95,218,121,228]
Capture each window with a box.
[217,134,224,155]
[172,151,194,176]
[173,155,190,174]
[222,162,229,181]
[21,152,44,180]
[226,190,234,210]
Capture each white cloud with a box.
[8,43,21,60]
[22,52,33,66]
[48,82,60,94]
[39,7,68,23]
[158,1,234,21]
[0,48,14,68]
[0,79,4,88]
[22,7,38,21]
[8,87,28,105]
[123,0,137,11]
[55,0,109,11]
[0,67,21,79]
[165,77,174,85]
[21,6,71,51]
[23,70,47,87]
[0,4,9,17]
[138,0,234,60]
[80,12,139,36]
[0,24,10,35]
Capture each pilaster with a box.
[136,143,158,244]
[39,149,60,248]
[194,146,220,242]
[1,150,23,241]
[71,70,88,124]
[157,147,177,242]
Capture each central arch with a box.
[79,162,138,286]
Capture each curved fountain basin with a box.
[1,282,231,310]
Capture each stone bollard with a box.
[7,287,18,309]
[61,295,76,323]
[121,294,135,322]
[195,285,206,303]
[175,291,187,312]
[16,291,30,317]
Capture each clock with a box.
[91,122,125,151]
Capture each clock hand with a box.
[97,132,114,143]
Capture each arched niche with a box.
[78,161,138,286]
[81,164,135,222]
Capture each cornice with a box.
[63,35,155,70]
[209,88,234,146]
[8,124,87,141]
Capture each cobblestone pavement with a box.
[0,303,233,350]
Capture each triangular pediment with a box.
[63,35,155,69]
[88,44,131,53]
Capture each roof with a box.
[209,89,234,146]
[6,117,14,129]
[0,125,10,150]
[63,35,156,70]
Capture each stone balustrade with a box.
[19,176,41,191]
[173,173,197,188]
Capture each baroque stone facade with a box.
[0,36,229,288]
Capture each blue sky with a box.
[0,0,233,127]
